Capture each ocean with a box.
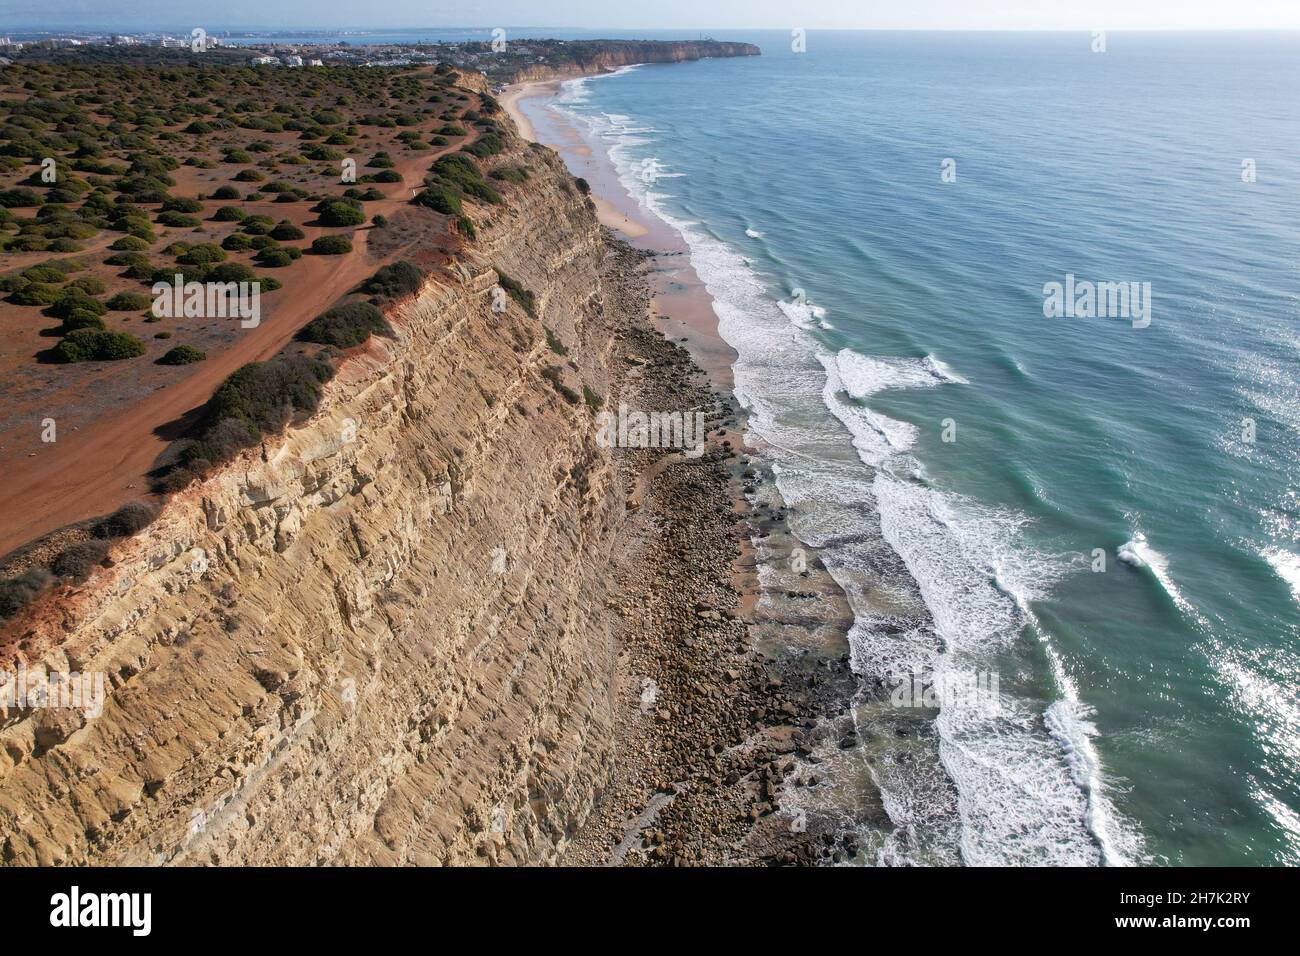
[530,30,1300,865]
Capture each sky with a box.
[3,0,1300,32]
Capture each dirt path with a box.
[0,131,470,559]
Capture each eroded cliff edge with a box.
[0,60,863,865]
[0,138,633,865]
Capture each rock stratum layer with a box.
[0,139,632,865]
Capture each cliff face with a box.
[0,143,629,865]
[505,40,760,83]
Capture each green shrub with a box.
[177,354,335,473]
[544,326,568,355]
[0,187,43,207]
[496,271,536,317]
[158,344,206,365]
[157,211,200,228]
[178,243,226,265]
[51,540,111,581]
[303,145,343,162]
[50,291,107,320]
[107,290,152,311]
[297,301,391,348]
[414,184,460,214]
[222,232,255,251]
[270,221,306,241]
[110,234,151,252]
[60,309,106,333]
[21,265,69,285]
[162,196,204,213]
[462,134,504,158]
[315,200,365,227]
[69,276,107,295]
[10,282,65,307]
[92,500,158,538]
[0,568,52,621]
[207,262,260,283]
[360,261,422,299]
[255,248,294,268]
[490,166,529,184]
[310,235,353,255]
[542,365,580,405]
[212,184,241,200]
[55,328,146,362]
[213,206,246,221]
[240,215,276,235]
[234,169,265,182]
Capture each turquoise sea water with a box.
[549,31,1300,865]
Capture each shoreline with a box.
[505,74,867,865]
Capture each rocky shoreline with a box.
[564,236,868,866]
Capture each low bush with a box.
[9,282,64,307]
[110,235,151,251]
[69,276,107,295]
[162,196,204,213]
[0,568,52,621]
[297,300,390,347]
[51,540,112,581]
[158,344,206,365]
[178,243,226,265]
[49,291,107,320]
[270,221,305,241]
[360,261,422,299]
[310,235,352,255]
[92,500,158,538]
[174,354,335,476]
[107,291,152,311]
[496,270,536,317]
[54,328,146,362]
[157,211,200,228]
[315,199,365,227]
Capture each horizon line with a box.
[4,26,1300,34]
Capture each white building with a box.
[249,55,278,66]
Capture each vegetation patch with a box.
[297,301,391,348]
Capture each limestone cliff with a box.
[503,40,760,83]
[0,143,630,865]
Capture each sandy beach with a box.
[501,78,732,381]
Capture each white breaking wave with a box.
[1118,529,1195,618]
[1263,547,1300,603]
[777,296,830,330]
[553,80,1143,866]
[745,228,765,238]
